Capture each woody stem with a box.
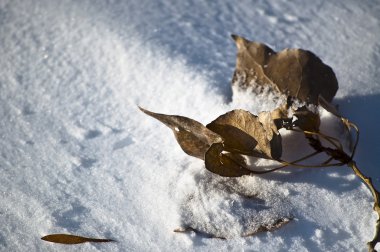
[349,161,380,252]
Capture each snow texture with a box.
[1,0,380,251]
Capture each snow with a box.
[1,0,380,251]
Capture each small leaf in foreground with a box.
[41,234,115,244]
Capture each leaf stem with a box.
[349,161,380,252]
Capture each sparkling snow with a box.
[1,0,380,251]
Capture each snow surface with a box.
[1,0,380,251]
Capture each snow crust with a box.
[1,0,380,251]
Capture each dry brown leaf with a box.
[242,217,292,237]
[204,143,252,177]
[293,107,321,132]
[258,111,283,157]
[207,109,282,160]
[41,234,115,244]
[231,34,338,104]
[270,105,289,121]
[139,107,222,159]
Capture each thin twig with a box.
[349,161,380,252]
[279,160,344,168]
[322,157,334,165]
[226,150,325,174]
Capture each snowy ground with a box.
[1,0,380,251]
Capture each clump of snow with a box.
[231,85,287,114]
[178,172,293,239]
[1,0,379,251]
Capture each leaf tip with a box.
[231,34,239,41]
[231,34,248,49]
[137,105,147,113]
[40,235,49,241]
[138,106,156,118]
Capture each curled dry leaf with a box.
[231,34,338,104]
[41,234,115,244]
[205,143,252,177]
[292,107,321,132]
[207,109,282,160]
[139,107,222,159]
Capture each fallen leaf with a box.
[204,143,252,177]
[292,107,321,132]
[139,107,222,159]
[231,34,338,104]
[41,234,115,244]
[231,34,276,91]
[241,217,292,237]
[207,109,282,160]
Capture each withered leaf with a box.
[231,34,338,104]
[207,109,282,160]
[242,217,292,237]
[258,111,283,158]
[139,107,222,159]
[292,107,321,132]
[204,143,252,177]
[41,234,115,244]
